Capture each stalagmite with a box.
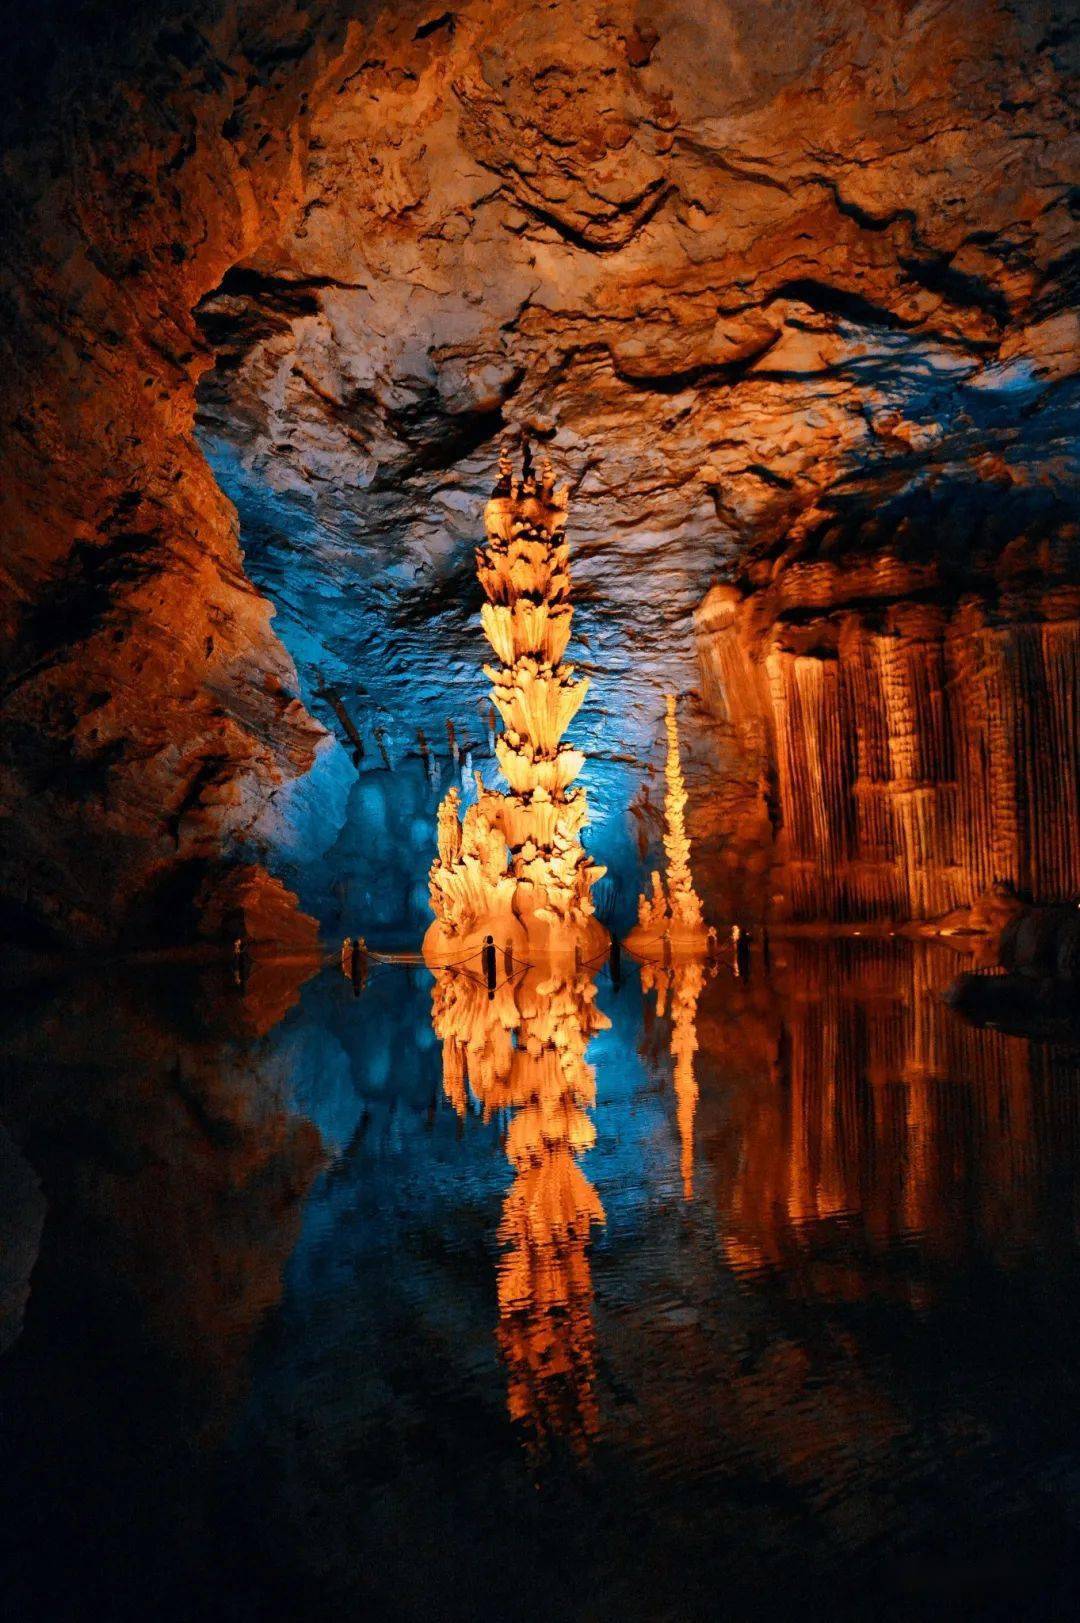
[626,695,709,959]
[424,445,608,970]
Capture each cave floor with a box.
[2,940,1079,1622]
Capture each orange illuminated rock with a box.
[195,863,320,957]
[626,695,709,959]
[696,572,1080,925]
[424,447,608,970]
[2,1,1077,948]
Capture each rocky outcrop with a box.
[999,900,1080,980]
[2,1,1078,941]
[0,0,346,945]
[698,560,1080,921]
[194,862,320,955]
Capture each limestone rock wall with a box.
[699,568,1080,921]
[0,0,354,943]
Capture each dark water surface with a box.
[3,941,1080,1621]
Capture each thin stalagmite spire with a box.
[628,693,709,958]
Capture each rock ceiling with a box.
[1,0,1078,943]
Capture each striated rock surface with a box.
[2,0,1078,941]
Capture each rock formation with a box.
[1,2,1077,943]
[626,695,708,957]
[697,555,1080,923]
[425,446,607,966]
[194,862,320,956]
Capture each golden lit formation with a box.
[425,444,608,970]
[431,962,609,1453]
[626,694,708,959]
[640,960,705,1199]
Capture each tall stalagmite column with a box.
[627,694,708,959]
[425,445,608,967]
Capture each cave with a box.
[2,3,1080,1619]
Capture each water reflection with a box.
[3,941,1080,1619]
[709,940,1060,1288]
[0,962,324,1421]
[639,960,704,1200]
[431,963,609,1453]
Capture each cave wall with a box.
[1,0,1078,945]
[0,0,361,944]
[699,567,1080,922]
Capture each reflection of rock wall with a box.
[0,1124,46,1356]
[699,571,1080,922]
[706,941,1078,1288]
[1,969,324,1414]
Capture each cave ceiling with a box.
[194,0,1080,738]
[1,0,1078,942]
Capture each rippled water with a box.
[2,940,1080,1621]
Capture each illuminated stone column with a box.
[425,444,608,969]
[626,693,709,959]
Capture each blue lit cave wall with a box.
[195,294,1080,944]
[195,430,711,943]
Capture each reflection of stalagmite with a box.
[641,960,704,1198]
[627,694,708,959]
[430,960,609,1453]
[424,444,608,970]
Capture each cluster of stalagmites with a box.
[626,694,708,958]
[431,963,608,1452]
[426,448,606,965]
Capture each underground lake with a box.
[3,940,1080,1621]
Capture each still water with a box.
[2,941,1080,1621]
